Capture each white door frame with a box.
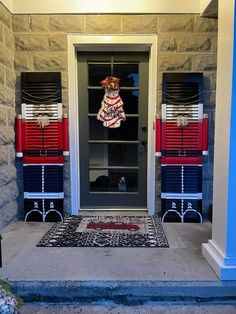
[68,35,157,215]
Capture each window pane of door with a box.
[88,89,104,114]
[119,90,139,114]
[89,144,138,167]
[90,169,138,192]
[89,116,139,140]
[113,63,139,87]
[88,63,111,86]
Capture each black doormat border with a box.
[37,215,169,248]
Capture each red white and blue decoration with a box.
[97,76,126,128]
[156,73,208,223]
[16,72,69,222]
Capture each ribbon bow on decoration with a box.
[100,76,120,90]
[176,114,190,127]
[33,104,54,128]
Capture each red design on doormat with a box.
[86,221,139,231]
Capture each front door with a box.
[78,52,148,209]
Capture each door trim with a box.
[68,35,157,215]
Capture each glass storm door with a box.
[78,52,148,209]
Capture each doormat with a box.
[37,216,169,248]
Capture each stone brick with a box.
[156,91,162,112]
[159,15,194,32]
[208,145,214,162]
[0,106,6,126]
[158,55,192,71]
[14,54,32,74]
[15,90,21,109]
[49,15,84,32]
[208,181,213,198]
[62,91,69,110]
[86,15,121,34]
[0,3,11,29]
[63,180,71,201]
[0,146,8,167]
[159,35,177,52]
[15,34,49,52]
[0,85,14,106]
[0,65,4,85]
[0,201,19,229]
[159,34,213,53]
[177,35,212,52]
[203,163,213,180]
[207,142,215,160]
[4,27,14,50]
[211,72,217,90]
[0,24,3,43]
[64,162,71,180]
[194,54,217,71]
[203,72,213,91]
[12,15,30,32]
[63,197,71,215]
[9,145,16,165]
[157,72,164,91]
[7,108,16,127]
[213,35,217,52]
[207,110,215,129]
[14,75,21,92]
[155,164,161,181]
[0,165,17,189]
[33,54,67,71]
[208,138,215,156]
[204,91,216,110]
[0,181,19,209]
[0,43,13,68]
[155,181,161,196]
[196,16,218,33]
[208,133,215,148]
[49,34,67,52]
[0,128,15,145]
[30,15,48,32]
[202,181,209,198]
[123,15,157,34]
[61,71,68,90]
[5,69,16,90]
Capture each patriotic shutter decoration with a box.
[156,73,208,223]
[97,76,126,128]
[16,72,69,222]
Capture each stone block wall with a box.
[0,12,217,224]
[0,3,19,229]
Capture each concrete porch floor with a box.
[0,219,217,282]
[1,217,236,305]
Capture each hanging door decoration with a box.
[97,76,126,128]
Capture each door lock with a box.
[141,140,147,146]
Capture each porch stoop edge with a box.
[9,280,236,304]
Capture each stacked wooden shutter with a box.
[16,72,69,222]
[156,73,208,222]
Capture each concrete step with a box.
[10,280,236,304]
[18,303,236,314]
